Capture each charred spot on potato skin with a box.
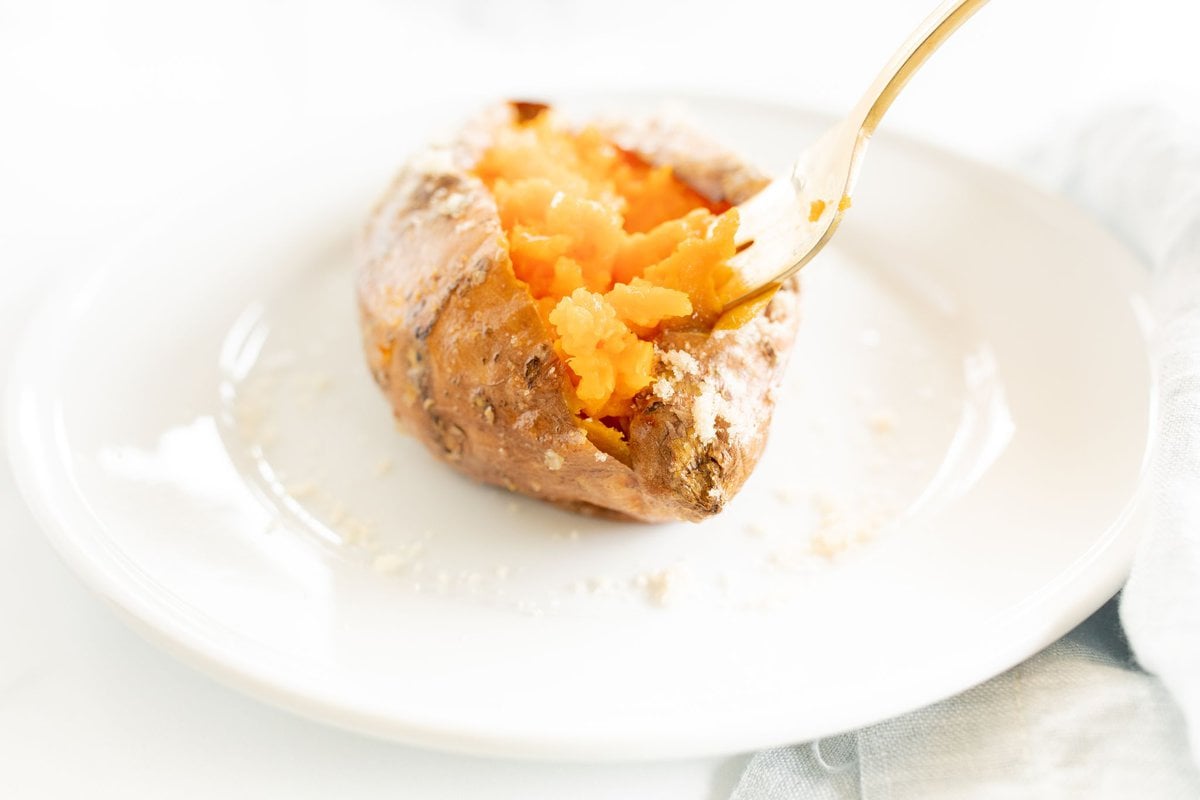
[758,339,778,367]
[411,173,459,206]
[523,353,543,388]
[689,455,725,513]
[510,100,550,123]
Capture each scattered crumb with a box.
[773,486,796,505]
[285,481,317,500]
[744,521,767,537]
[766,550,789,570]
[838,194,852,211]
[506,501,521,514]
[853,526,878,545]
[808,199,827,222]
[587,575,615,594]
[257,424,279,446]
[810,492,842,525]
[515,599,543,617]
[312,373,333,391]
[371,539,425,575]
[811,492,835,513]
[810,533,851,559]
[640,565,692,607]
[372,553,407,575]
[567,529,580,540]
[338,516,374,546]
[867,409,896,434]
[543,449,565,471]
[373,457,394,477]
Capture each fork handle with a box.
[852,0,990,137]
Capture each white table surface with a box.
[2,1,1198,796]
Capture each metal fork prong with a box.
[724,0,989,312]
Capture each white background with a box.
[2,1,1199,797]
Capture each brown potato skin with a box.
[357,103,801,522]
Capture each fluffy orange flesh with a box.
[474,110,745,438]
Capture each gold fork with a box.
[726,0,990,312]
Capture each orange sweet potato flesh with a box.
[357,103,802,522]
[474,111,746,427]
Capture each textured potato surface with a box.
[357,103,801,521]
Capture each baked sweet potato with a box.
[357,102,800,522]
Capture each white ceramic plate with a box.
[7,95,1154,761]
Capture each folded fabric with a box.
[732,109,1200,799]
[1044,109,1200,771]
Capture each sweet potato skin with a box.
[357,103,800,522]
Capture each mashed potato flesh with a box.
[474,110,743,429]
